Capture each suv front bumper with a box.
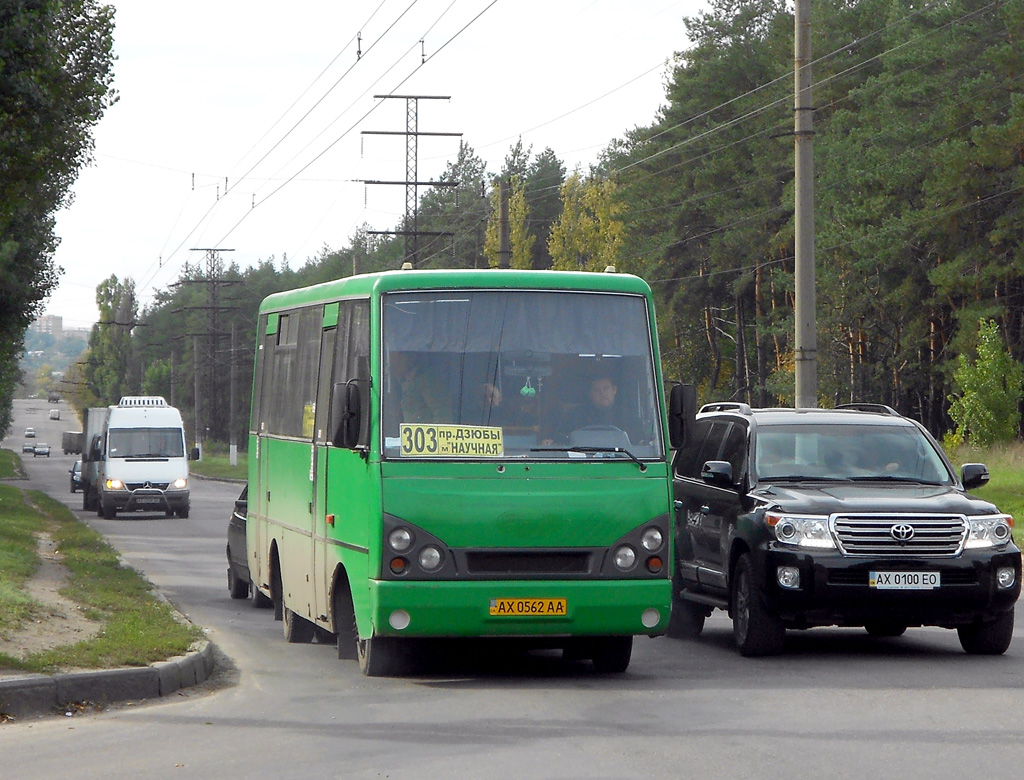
[757,544,1021,628]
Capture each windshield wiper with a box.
[760,475,850,482]
[848,475,943,485]
[530,446,647,472]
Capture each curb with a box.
[0,641,216,720]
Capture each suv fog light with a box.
[641,608,661,628]
[777,566,801,589]
[389,610,411,630]
[996,567,1016,590]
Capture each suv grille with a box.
[832,514,967,557]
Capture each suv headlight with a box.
[966,514,1013,549]
[766,512,836,549]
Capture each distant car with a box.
[22,441,35,453]
[226,485,270,606]
[24,427,35,438]
[70,460,83,493]
[49,409,60,421]
[33,442,50,457]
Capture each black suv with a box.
[670,403,1021,656]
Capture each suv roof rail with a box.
[699,402,753,415]
[834,402,900,416]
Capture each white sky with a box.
[46,0,704,328]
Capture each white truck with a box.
[81,396,195,519]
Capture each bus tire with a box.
[333,583,358,660]
[283,606,315,643]
[590,636,632,674]
[358,636,403,677]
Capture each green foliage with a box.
[947,319,1024,447]
[0,0,116,437]
[0,487,201,674]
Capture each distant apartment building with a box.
[29,315,63,338]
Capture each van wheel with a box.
[731,552,785,656]
[253,588,273,609]
[178,507,189,519]
[958,611,1014,655]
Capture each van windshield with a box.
[108,428,185,458]
[381,290,664,460]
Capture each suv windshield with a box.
[381,290,663,460]
[754,423,953,484]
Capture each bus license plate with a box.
[869,571,940,590]
[489,598,567,616]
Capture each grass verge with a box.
[191,446,247,482]
[0,481,203,675]
[948,442,1024,549]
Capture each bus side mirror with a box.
[668,383,697,449]
[331,380,366,449]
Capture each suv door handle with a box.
[701,505,711,514]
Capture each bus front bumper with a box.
[367,578,671,638]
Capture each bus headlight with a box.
[388,528,413,552]
[641,527,664,551]
[418,546,443,571]
[613,545,637,571]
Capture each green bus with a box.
[248,268,685,675]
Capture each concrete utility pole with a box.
[497,178,511,269]
[793,0,817,408]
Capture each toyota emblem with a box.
[890,523,915,542]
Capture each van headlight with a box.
[105,479,125,490]
[172,478,187,489]
[766,512,836,549]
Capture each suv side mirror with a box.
[700,460,734,489]
[961,463,990,490]
[668,383,697,449]
[331,380,369,449]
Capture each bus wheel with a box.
[590,636,632,674]
[270,558,283,621]
[283,606,315,643]
[358,636,403,677]
[333,585,358,660]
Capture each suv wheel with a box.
[667,597,709,639]
[957,611,1014,655]
[864,621,907,638]
[731,552,785,656]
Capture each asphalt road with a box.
[2,398,1023,779]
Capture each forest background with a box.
[53,0,1024,448]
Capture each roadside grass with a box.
[0,479,203,675]
[191,443,247,482]
[947,442,1024,548]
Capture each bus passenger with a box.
[390,352,450,424]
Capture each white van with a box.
[91,396,196,519]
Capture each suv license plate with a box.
[869,571,940,590]
[489,598,567,616]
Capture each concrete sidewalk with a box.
[0,641,217,721]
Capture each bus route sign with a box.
[400,424,504,458]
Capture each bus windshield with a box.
[381,290,664,460]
